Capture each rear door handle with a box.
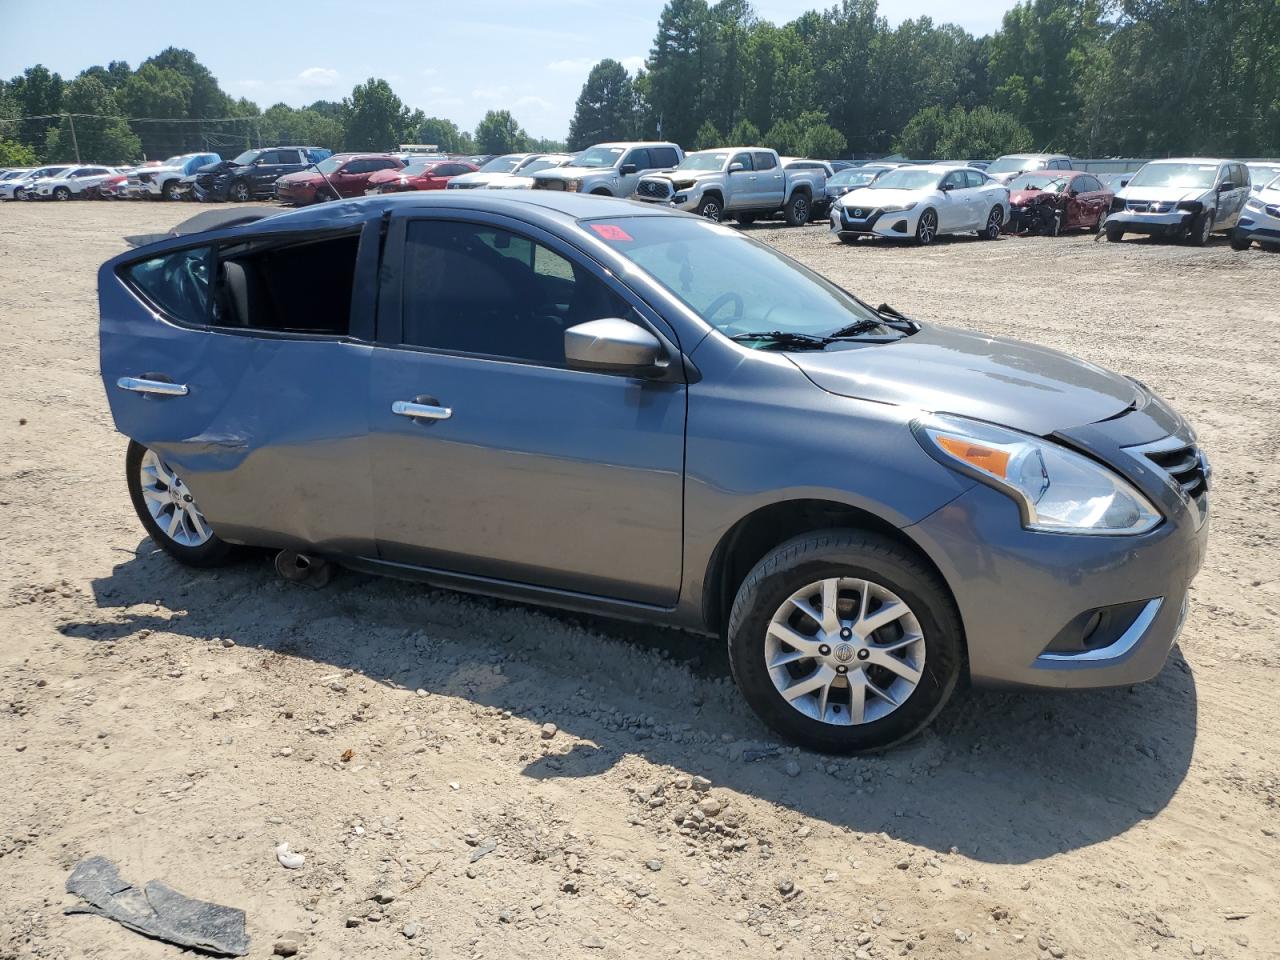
[392,399,452,421]
[116,376,188,397]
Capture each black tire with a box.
[1230,232,1252,251]
[1105,226,1124,242]
[13,187,25,200]
[784,192,810,227]
[125,440,236,568]
[736,213,756,226]
[727,529,964,754]
[695,194,723,222]
[162,179,180,201]
[838,234,859,245]
[590,187,613,196]
[914,208,938,246]
[53,186,71,201]
[1189,210,1213,246]
[978,205,1003,240]
[230,179,253,203]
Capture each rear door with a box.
[754,152,785,208]
[99,220,381,553]
[367,210,688,605]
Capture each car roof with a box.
[1144,157,1230,165]
[997,152,1069,160]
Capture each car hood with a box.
[1010,188,1062,205]
[450,171,517,186]
[836,187,924,209]
[366,168,408,185]
[645,169,716,185]
[277,171,320,185]
[1116,185,1210,204]
[534,165,614,180]
[788,325,1140,436]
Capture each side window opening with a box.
[401,220,637,366]
[212,233,361,335]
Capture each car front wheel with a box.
[727,530,963,753]
[1189,210,1214,246]
[914,208,938,245]
[230,180,252,202]
[126,441,235,567]
[696,195,723,221]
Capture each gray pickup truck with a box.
[633,147,823,225]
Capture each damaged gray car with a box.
[100,192,1209,753]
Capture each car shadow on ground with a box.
[65,541,1198,865]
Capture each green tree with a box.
[568,59,636,149]
[258,103,343,152]
[474,110,528,154]
[799,123,847,159]
[414,116,469,152]
[647,0,718,146]
[728,118,761,144]
[0,139,38,166]
[44,74,141,163]
[895,104,1032,158]
[342,78,410,151]
[764,109,830,155]
[118,63,192,158]
[693,118,723,149]
[8,65,64,155]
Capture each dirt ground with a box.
[1,200,1277,960]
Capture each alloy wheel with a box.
[700,199,722,221]
[917,210,936,245]
[986,206,1003,239]
[232,181,251,202]
[138,450,213,548]
[764,576,926,726]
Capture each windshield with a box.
[829,168,881,187]
[478,154,522,174]
[868,168,942,191]
[161,155,186,167]
[582,217,895,342]
[574,146,625,168]
[678,152,731,171]
[34,167,69,178]
[1265,174,1280,192]
[231,150,260,165]
[314,155,345,174]
[1127,162,1218,190]
[1009,173,1068,193]
[516,157,564,176]
[987,156,1039,174]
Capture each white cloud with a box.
[547,55,646,76]
[297,67,340,88]
[513,95,552,111]
[619,55,646,73]
[471,85,511,102]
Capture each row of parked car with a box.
[5,143,1279,252]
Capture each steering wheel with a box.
[704,291,744,325]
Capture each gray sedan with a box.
[99,192,1209,753]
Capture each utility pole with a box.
[66,112,81,163]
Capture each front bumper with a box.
[1233,215,1280,245]
[275,183,318,204]
[907,408,1209,690]
[1105,208,1195,235]
[830,205,914,239]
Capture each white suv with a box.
[529,142,683,197]
[32,166,119,200]
[985,153,1073,184]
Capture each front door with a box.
[938,171,970,231]
[369,212,687,606]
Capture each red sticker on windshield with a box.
[590,223,633,241]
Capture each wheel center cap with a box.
[833,643,855,664]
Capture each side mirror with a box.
[619,163,638,176]
[1218,181,1235,192]
[565,318,663,374]
[728,162,745,173]
[939,182,953,191]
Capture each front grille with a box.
[637,179,672,200]
[1126,200,1174,213]
[1134,437,1210,501]
[533,179,565,192]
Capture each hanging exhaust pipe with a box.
[274,549,333,588]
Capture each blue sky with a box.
[0,0,1017,139]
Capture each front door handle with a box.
[117,376,188,397]
[392,399,452,421]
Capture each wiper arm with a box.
[874,302,922,331]
[729,330,832,349]
[826,319,884,338]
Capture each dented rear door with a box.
[98,221,379,555]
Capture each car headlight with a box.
[1245,198,1264,212]
[879,202,917,213]
[566,178,584,192]
[913,415,1161,535]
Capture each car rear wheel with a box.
[230,179,252,203]
[126,441,235,567]
[53,186,71,201]
[978,205,1003,240]
[914,209,938,246]
[727,530,963,753]
[1230,232,1253,251]
[784,192,810,227]
[695,195,723,222]
[736,213,756,226]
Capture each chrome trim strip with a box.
[1035,598,1163,665]
[116,376,188,397]
[392,400,452,421]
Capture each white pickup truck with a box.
[633,147,824,225]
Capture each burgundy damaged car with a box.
[1007,171,1114,235]
[274,153,405,205]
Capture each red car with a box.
[274,153,405,205]
[364,158,478,194]
[1006,170,1114,235]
